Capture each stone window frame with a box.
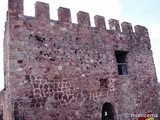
[115,51,128,75]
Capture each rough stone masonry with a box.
[1,0,160,120]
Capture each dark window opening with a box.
[115,51,128,75]
[102,102,116,120]
[99,78,108,88]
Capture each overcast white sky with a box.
[0,0,159,90]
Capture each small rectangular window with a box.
[115,51,128,75]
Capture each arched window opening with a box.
[102,102,116,120]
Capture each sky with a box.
[0,0,159,90]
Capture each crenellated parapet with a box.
[8,0,24,14]
[8,0,150,46]
[121,22,133,34]
[134,25,149,37]
[94,15,106,30]
[58,7,72,23]
[109,19,121,31]
[35,2,50,19]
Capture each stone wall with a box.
[158,83,160,103]
[0,90,4,120]
[3,0,159,120]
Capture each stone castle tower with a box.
[2,0,159,119]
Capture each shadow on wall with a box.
[0,111,2,120]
